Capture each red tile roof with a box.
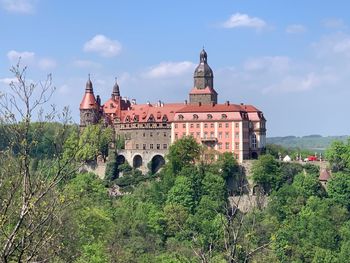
[120,103,185,123]
[176,103,261,113]
[80,93,98,110]
[103,98,119,114]
[189,86,217,95]
[319,169,331,182]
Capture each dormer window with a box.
[162,115,168,122]
[207,114,213,119]
[221,114,227,119]
[125,116,130,123]
[193,114,199,120]
[133,115,139,122]
[148,114,155,122]
[178,114,184,120]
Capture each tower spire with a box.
[85,74,93,93]
[111,77,120,98]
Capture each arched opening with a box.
[251,152,258,160]
[151,155,165,174]
[133,155,143,169]
[116,155,126,165]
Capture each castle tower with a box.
[189,48,218,105]
[111,77,120,100]
[79,75,100,127]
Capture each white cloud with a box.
[0,77,18,85]
[323,18,346,29]
[143,61,195,79]
[58,84,70,95]
[83,34,122,57]
[0,0,35,14]
[73,59,101,68]
[6,50,56,70]
[244,56,290,72]
[221,13,267,30]
[286,24,307,34]
[38,58,57,70]
[7,50,35,64]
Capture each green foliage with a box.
[325,139,350,172]
[167,176,195,212]
[252,154,280,193]
[74,124,113,162]
[167,136,201,174]
[328,172,350,209]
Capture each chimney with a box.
[157,100,161,107]
[131,99,136,105]
[198,102,202,106]
[240,102,244,105]
[184,100,187,105]
[225,100,230,106]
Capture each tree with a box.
[167,136,201,174]
[0,63,79,262]
[325,140,350,172]
[252,154,280,193]
[328,172,350,209]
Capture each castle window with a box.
[150,144,154,149]
[210,123,214,128]
[136,144,139,149]
[235,142,239,150]
[225,123,229,128]
[175,133,178,139]
[219,123,222,128]
[150,132,153,137]
[204,132,208,138]
[175,124,178,128]
[196,132,200,138]
[251,133,257,149]
[193,114,199,120]
[225,132,229,139]
[178,114,184,120]
[210,132,214,138]
[190,124,194,128]
[163,144,167,149]
[225,142,230,150]
[156,144,160,150]
[164,132,167,137]
[143,133,146,137]
[235,132,239,139]
[235,123,239,128]
[183,124,186,128]
[218,132,222,139]
[218,143,222,149]
[204,123,208,128]
[143,144,146,150]
[221,114,227,119]
[148,114,155,122]
[190,132,194,137]
[196,123,200,128]
[207,114,213,119]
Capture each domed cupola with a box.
[111,77,120,99]
[189,48,218,105]
[194,48,214,89]
[85,74,94,93]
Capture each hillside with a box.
[267,135,349,151]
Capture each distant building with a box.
[319,169,331,188]
[79,49,267,172]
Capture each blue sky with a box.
[1,0,350,136]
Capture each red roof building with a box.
[79,49,267,170]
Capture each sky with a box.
[1,0,350,136]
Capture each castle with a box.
[80,49,266,173]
